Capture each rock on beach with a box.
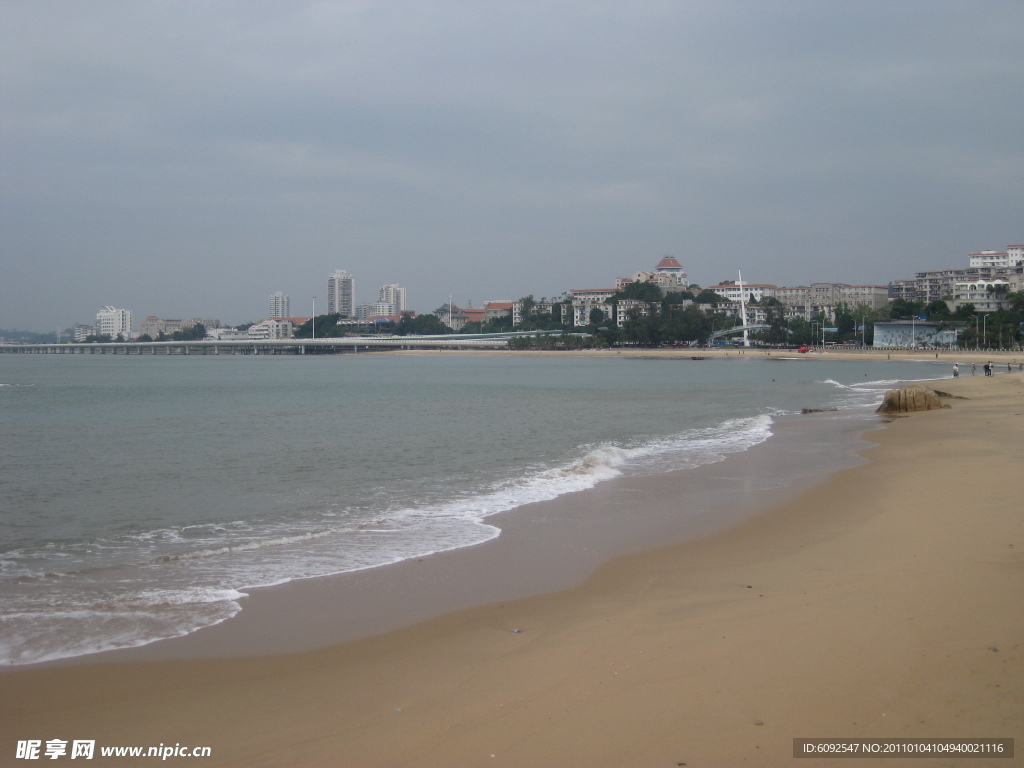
[875,384,949,415]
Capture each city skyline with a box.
[5,238,1023,337]
[2,2,1022,331]
[39,237,1021,339]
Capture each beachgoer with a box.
[953,363,959,378]
[971,362,976,376]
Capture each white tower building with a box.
[95,306,133,339]
[268,291,290,318]
[328,270,355,317]
[379,283,407,312]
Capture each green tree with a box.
[622,311,661,347]
[952,303,976,321]
[663,305,713,345]
[171,323,206,341]
[888,298,926,320]
[694,289,730,306]
[760,298,789,346]
[396,314,452,335]
[294,313,345,338]
[613,281,663,302]
[834,303,856,341]
[788,317,812,346]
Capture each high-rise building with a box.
[379,283,407,312]
[328,270,355,317]
[268,291,290,318]
[95,306,133,339]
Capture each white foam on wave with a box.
[0,413,779,666]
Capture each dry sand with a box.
[1,374,1021,767]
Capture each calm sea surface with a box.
[0,352,945,665]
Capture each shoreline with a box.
[2,374,1021,766]
[44,405,878,665]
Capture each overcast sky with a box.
[2,1,1022,330]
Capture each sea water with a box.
[0,352,945,665]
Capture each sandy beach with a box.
[2,370,1021,767]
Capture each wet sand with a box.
[1,374,1021,766]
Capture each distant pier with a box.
[0,332,545,355]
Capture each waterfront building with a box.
[569,288,618,327]
[483,301,514,323]
[95,306,133,339]
[379,284,407,313]
[354,302,397,322]
[206,327,249,341]
[449,307,485,330]
[969,246,1024,269]
[247,318,295,340]
[511,299,556,326]
[432,302,461,329]
[268,292,290,318]
[873,321,961,349]
[950,278,1013,313]
[705,283,777,303]
[138,317,208,338]
[890,243,1022,304]
[615,299,656,328]
[572,301,613,327]
[327,270,355,317]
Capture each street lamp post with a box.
[312,297,316,342]
[983,313,988,350]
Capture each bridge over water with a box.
[709,324,769,340]
[0,331,552,355]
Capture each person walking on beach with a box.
[972,362,976,376]
[953,363,959,378]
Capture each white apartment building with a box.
[573,302,613,326]
[327,270,355,317]
[139,317,210,338]
[615,300,655,328]
[268,291,290,318]
[951,278,1013,313]
[247,319,294,340]
[379,283,407,312]
[354,302,397,321]
[511,300,556,325]
[805,283,888,309]
[893,243,1022,304]
[569,289,618,327]
[969,246,1024,269]
[705,284,777,303]
[95,306,133,339]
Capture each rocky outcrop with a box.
[875,384,950,415]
